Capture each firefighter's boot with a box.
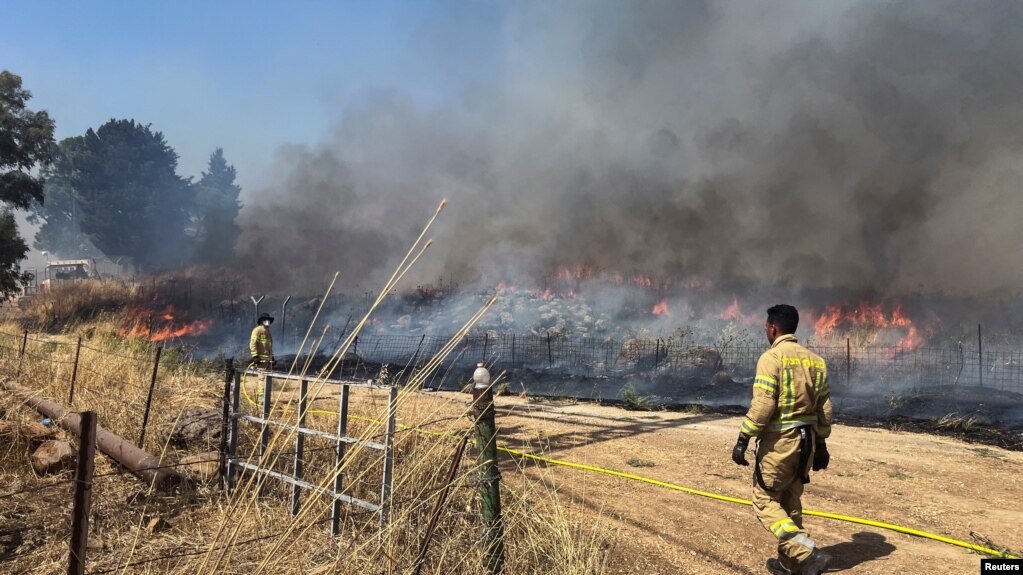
[798,550,831,575]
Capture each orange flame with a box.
[120,303,214,342]
[122,318,212,342]
[652,298,671,317]
[813,302,929,349]
[714,297,758,323]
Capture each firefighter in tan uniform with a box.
[731,305,833,575]
[250,313,275,370]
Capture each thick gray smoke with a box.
[238,0,1023,299]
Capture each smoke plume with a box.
[238,0,1023,299]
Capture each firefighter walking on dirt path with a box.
[731,304,834,575]
[250,313,275,370]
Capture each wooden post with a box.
[412,438,469,575]
[68,411,97,575]
[978,324,983,388]
[226,371,241,491]
[482,333,490,361]
[137,346,163,448]
[16,329,28,377]
[219,359,234,489]
[511,334,516,366]
[655,338,661,368]
[69,337,82,404]
[846,337,851,385]
[472,372,505,574]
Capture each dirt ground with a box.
[389,389,1023,575]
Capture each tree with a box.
[31,137,96,257]
[0,71,54,298]
[192,148,242,264]
[41,120,194,270]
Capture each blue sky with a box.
[1,1,502,190]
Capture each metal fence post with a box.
[261,374,272,456]
[331,383,350,536]
[251,295,265,325]
[137,346,163,448]
[291,378,307,515]
[409,334,426,373]
[282,295,291,340]
[68,411,97,575]
[380,385,397,527]
[69,336,82,404]
[547,330,552,369]
[978,324,983,388]
[16,329,28,377]
[471,364,505,574]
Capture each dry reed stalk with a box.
[201,200,445,573]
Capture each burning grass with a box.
[0,201,615,573]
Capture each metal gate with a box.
[224,369,396,534]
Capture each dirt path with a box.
[406,391,1022,574]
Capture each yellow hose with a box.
[238,372,1019,559]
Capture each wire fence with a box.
[339,333,1023,395]
[0,329,167,449]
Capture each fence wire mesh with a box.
[337,333,1023,395]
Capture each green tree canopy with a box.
[37,119,194,270]
[0,71,54,298]
[31,137,93,257]
[192,148,242,264]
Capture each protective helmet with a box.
[258,313,274,324]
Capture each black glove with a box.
[251,356,260,365]
[813,440,830,471]
[731,433,750,466]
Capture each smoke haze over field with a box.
[238,0,1023,299]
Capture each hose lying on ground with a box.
[237,373,1019,559]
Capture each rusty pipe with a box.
[2,380,187,492]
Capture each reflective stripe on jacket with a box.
[740,334,833,439]
[250,325,273,361]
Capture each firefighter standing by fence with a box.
[250,313,275,370]
[731,305,833,575]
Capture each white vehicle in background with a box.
[39,258,100,291]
